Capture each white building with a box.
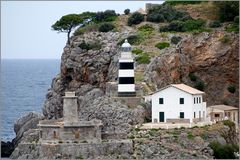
[147,84,207,123]
[118,39,136,97]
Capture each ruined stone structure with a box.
[38,92,102,143]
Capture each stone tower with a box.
[118,39,136,97]
[63,92,78,124]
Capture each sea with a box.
[1,59,60,142]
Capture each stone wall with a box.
[166,118,190,123]
[11,140,133,159]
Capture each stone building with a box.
[38,92,102,143]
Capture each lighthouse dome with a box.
[121,39,131,52]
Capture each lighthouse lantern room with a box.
[118,39,136,97]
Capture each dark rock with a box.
[1,141,14,157]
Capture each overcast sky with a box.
[1,1,163,59]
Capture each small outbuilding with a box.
[207,105,239,124]
[146,83,207,123]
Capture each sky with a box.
[1,1,163,59]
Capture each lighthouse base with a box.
[118,92,136,97]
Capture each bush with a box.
[124,9,130,15]
[194,81,205,91]
[164,1,203,6]
[78,41,101,51]
[128,12,144,26]
[171,36,182,44]
[147,13,165,23]
[234,16,239,24]
[138,24,155,37]
[159,19,205,32]
[209,20,221,28]
[227,85,236,93]
[189,72,197,81]
[118,35,142,45]
[187,132,194,140]
[94,10,117,22]
[98,23,115,32]
[155,42,170,50]
[132,48,143,55]
[74,23,98,36]
[136,53,151,64]
[214,1,239,22]
[147,4,192,23]
[182,19,205,31]
[225,24,239,33]
[209,141,239,159]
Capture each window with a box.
[118,77,134,84]
[194,112,196,118]
[215,114,220,117]
[180,98,184,104]
[194,97,195,104]
[159,98,164,104]
[180,112,184,118]
[196,97,198,103]
[199,97,201,103]
[119,62,134,69]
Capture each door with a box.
[159,112,165,122]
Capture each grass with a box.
[132,48,143,55]
[135,71,144,82]
[187,132,194,140]
[137,24,155,37]
[155,42,170,50]
[135,53,151,64]
[225,23,239,33]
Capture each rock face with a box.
[145,30,239,106]
[12,112,44,147]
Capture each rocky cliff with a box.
[7,4,239,159]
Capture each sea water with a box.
[1,59,60,141]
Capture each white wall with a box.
[119,70,134,77]
[118,84,135,92]
[151,86,206,123]
[152,87,193,123]
[192,95,206,120]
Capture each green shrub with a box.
[128,12,144,26]
[78,41,101,50]
[155,42,170,50]
[118,35,142,45]
[98,23,115,32]
[209,141,239,159]
[74,23,98,36]
[136,53,151,64]
[159,19,205,32]
[189,72,197,81]
[223,120,235,127]
[183,19,205,31]
[227,85,236,93]
[187,132,194,139]
[124,9,130,15]
[209,20,221,28]
[94,10,117,23]
[138,24,154,32]
[214,1,239,22]
[159,21,184,32]
[132,48,143,55]
[164,0,203,6]
[138,24,155,37]
[194,81,205,91]
[147,4,192,23]
[171,36,182,44]
[234,16,239,24]
[225,24,239,33]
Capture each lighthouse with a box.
[118,39,136,97]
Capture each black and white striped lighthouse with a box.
[118,39,136,97]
